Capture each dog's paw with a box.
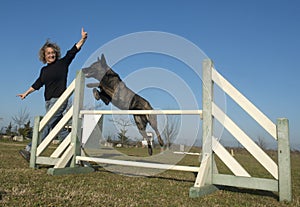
[92,88,101,100]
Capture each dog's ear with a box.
[100,54,107,67]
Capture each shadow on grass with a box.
[218,185,278,200]
[91,166,279,200]
[93,165,196,183]
[0,191,7,200]
[148,174,195,183]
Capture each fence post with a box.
[70,70,85,167]
[277,118,292,202]
[201,59,213,185]
[29,116,42,168]
[190,59,217,197]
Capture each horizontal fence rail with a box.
[80,109,203,116]
[76,156,200,172]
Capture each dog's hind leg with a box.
[148,114,164,149]
[131,97,164,149]
[134,115,153,156]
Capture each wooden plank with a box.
[277,118,292,202]
[36,107,73,156]
[70,70,85,167]
[199,59,213,186]
[36,156,59,165]
[54,144,74,168]
[212,68,277,140]
[76,156,200,172]
[213,174,278,192]
[30,116,41,169]
[212,136,251,177]
[212,103,278,179]
[173,152,201,156]
[193,153,210,187]
[39,80,75,132]
[80,109,203,116]
[50,134,71,158]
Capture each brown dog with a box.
[82,54,164,155]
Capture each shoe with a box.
[19,149,30,162]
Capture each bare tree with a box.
[11,107,30,133]
[5,122,14,136]
[110,116,133,146]
[106,132,114,143]
[0,117,3,133]
[256,135,267,150]
[18,120,33,138]
[162,115,180,149]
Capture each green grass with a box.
[0,140,299,207]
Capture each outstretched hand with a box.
[17,93,26,100]
[81,27,88,40]
[17,87,35,100]
[76,27,88,50]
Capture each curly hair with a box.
[39,40,61,64]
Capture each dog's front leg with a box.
[86,82,112,105]
[86,82,100,88]
[91,88,111,105]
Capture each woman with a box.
[18,28,88,161]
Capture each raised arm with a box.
[76,27,88,50]
[17,87,36,100]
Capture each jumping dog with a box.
[82,54,164,155]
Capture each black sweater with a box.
[32,44,80,101]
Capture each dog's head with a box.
[82,54,109,81]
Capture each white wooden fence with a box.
[29,60,291,201]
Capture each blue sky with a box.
[0,0,299,149]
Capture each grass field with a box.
[0,139,299,207]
